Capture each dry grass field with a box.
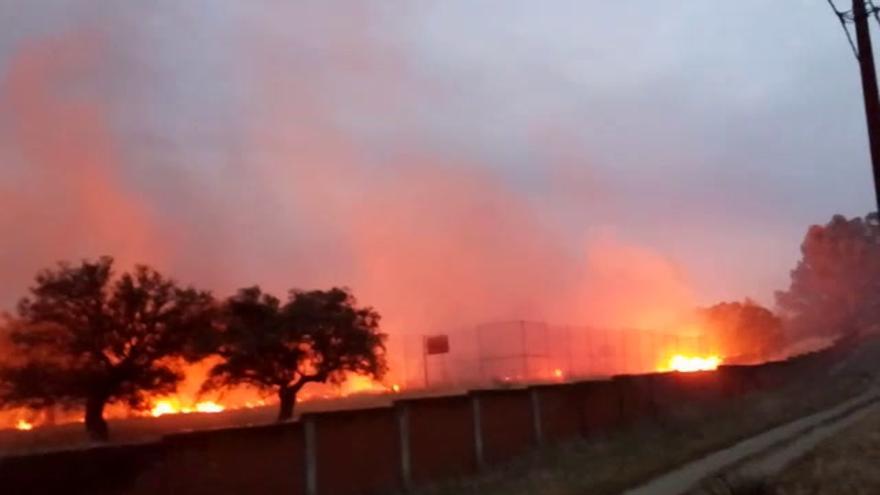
[768,404,880,495]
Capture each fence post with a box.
[530,388,543,445]
[396,404,412,490]
[471,394,485,470]
[304,416,318,495]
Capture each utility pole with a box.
[853,0,880,212]
[832,1,880,210]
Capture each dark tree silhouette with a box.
[699,300,783,362]
[0,257,217,441]
[202,286,387,421]
[775,213,880,339]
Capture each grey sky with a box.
[0,1,875,331]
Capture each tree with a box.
[699,300,784,362]
[0,257,217,441]
[202,286,387,421]
[775,213,880,339]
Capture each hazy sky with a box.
[0,1,875,333]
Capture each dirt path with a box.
[730,401,880,481]
[621,390,879,495]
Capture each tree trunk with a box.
[278,386,296,422]
[85,395,109,442]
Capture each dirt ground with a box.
[768,404,880,495]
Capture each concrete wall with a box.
[401,395,477,484]
[574,379,622,436]
[0,345,839,495]
[531,384,582,442]
[716,365,760,397]
[651,370,725,415]
[473,389,535,464]
[614,375,657,425]
[306,407,400,495]
[139,423,305,495]
[0,442,164,495]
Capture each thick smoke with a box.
[8,1,869,422]
[0,3,697,341]
[0,31,164,291]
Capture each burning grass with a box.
[665,354,722,373]
[149,399,227,417]
[0,384,442,457]
[14,419,32,431]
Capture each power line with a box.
[828,0,860,60]
[828,1,880,60]
[869,0,880,26]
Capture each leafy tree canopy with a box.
[775,213,880,338]
[202,286,386,420]
[699,299,783,362]
[0,257,216,440]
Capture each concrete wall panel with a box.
[309,407,400,495]
[474,389,534,464]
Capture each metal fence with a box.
[391,321,714,390]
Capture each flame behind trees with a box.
[0,259,387,437]
[695,213,880,358]
[0,257,217,441]
[698,300,783,363]
[200,287,387,421]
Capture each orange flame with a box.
[667,354,721,373]
[194,401,225,413]
[15,419,33,431]
[338,375,386,396]
[150,399,226,417]
[150,401,177,417]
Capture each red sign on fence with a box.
[424,335,450,355]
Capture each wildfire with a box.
[194,401,225,413]
[15,419,33,431]
[667,354,721,373]
[150,401,177,417]
[339,375,385,396]
[150,399,226,417]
